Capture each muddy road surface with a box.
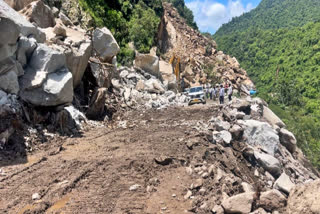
[0,103,254,214]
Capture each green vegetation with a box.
[215,0,320,37]
[213,0,320,168]
[78,0,163,65]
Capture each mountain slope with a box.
[215,0,320,36]
[213,0,320,168]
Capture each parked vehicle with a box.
[187,86,206,105]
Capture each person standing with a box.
[219,84,225,104]
[228,84,233,101]
[210,86,213,100]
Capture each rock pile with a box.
[0,0,121,148]
[112,66,188,110]
[179,97,319,213]
[0,0,190,150]
[158,3,255,93]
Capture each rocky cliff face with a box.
[158,2,254,93]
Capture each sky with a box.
[185,0,261,34]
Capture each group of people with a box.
[205,83,233,104]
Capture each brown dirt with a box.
[0,103,257,214]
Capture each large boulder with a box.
[19,44,73,106]
[0,17,20,61]
[259,189,286,212]
[27,44,66,73]
[16,36,37,68]
[65,41,92,87]
[0,0,45,42]
[3,0,36,11]
[159,60,177,90]
[254,151,281,177]
[0,68,19,94]
[20,68,73,106]
[279,128,297,153]
[144,79,165,94]
[274,172,295,194]
[20,0,55,28]
[286,179,320,214]
[238,120,280,156]
[0,57,22,94]
[222,192,254,214]
[135,53,161,78]
[263,106,285,128]
[92,27,120,62]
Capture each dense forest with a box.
[215,0,320,36]
[214,0,320,168]
[78,0,197,65]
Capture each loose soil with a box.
[0,102,256,214]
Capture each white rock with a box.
[93,27,120,62]
[0,1,45,42]
[32,193,40,200]
[279,128,297,153]
[263,106,285,128]
[184,190,192,199]
[129,184,141,191]
[241,182,254,193]
[274,172,295,194]
[135,53,160,78]
[222,192,254,214]
[254,151,281,176]
[238,120,280,156]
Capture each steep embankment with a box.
[214,0,320,168]
[158,2,254,93]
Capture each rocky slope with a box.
[157,2,254,93]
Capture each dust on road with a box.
[1,103,232,214]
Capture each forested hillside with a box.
[215,0,320,36]
[213,0,320,168]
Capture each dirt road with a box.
[0,103,253,214]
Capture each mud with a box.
[0,103,258,213]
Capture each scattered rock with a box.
[286,179,320,213]
[21,0,56,28]
[279,128,297,153]
[222,192,254,214]
[0,0,45,43]
[229,124,243,140]
[212,205,224,214]
[263,106,285,128]
[241,182,254,193]
[32,193,40,200]
[59,12,73,26]
[129,184,141,191]
[259,189,286,212]
[86,88,107,120]
[274,172,295,194]
[254,151,281,177]
[53,24,67,37]
[184,190,192,199]
[250,208,268,214]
